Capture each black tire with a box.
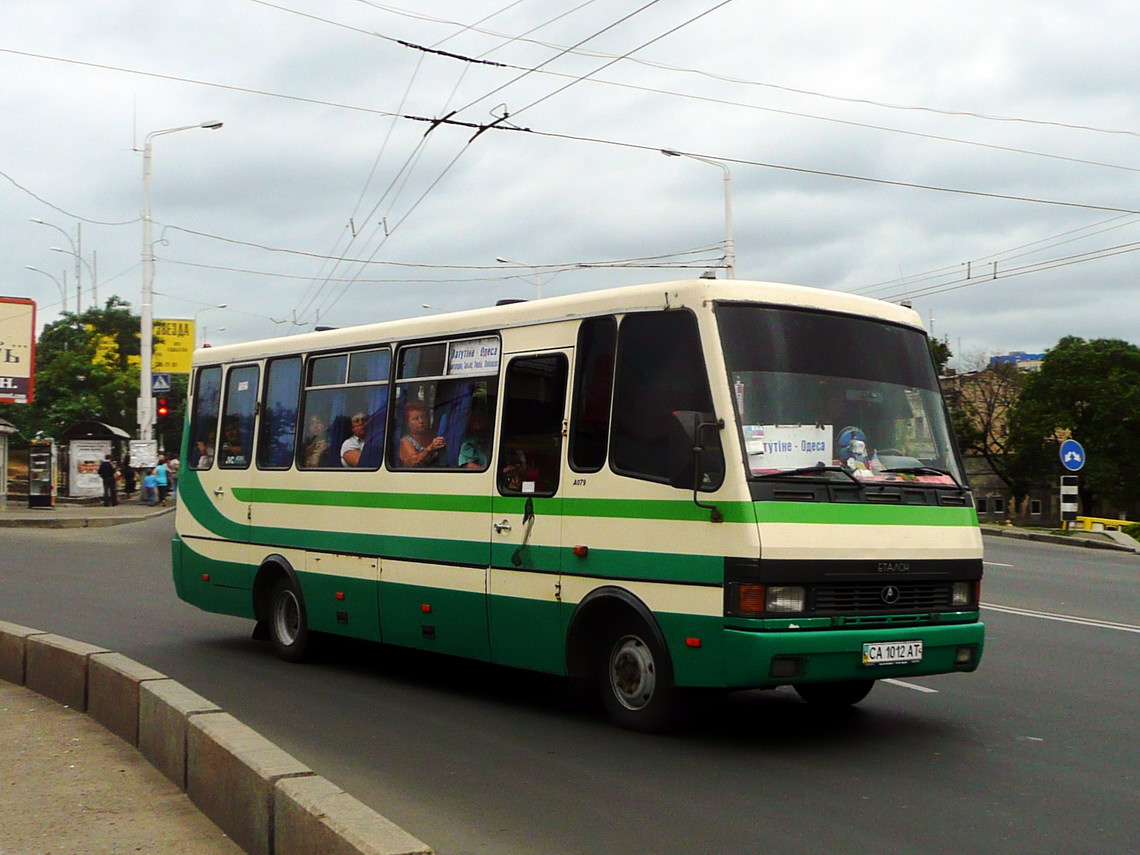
[793,679,875,707]
[597,619,679,733]
[268,576,312,663]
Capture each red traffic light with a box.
[156,397,169,418]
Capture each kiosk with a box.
[28,438,55,508]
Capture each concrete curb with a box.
[0,505,176,528]
[981,525,1139,553]
[0,619,433,855]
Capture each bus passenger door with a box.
[488,350,569,673]
[205,363,260,587]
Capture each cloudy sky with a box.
[3,0,1137,366]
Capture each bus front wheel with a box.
[598,621,679,732]
[793,679,874,707]
[269,577,311,663]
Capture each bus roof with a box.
[194,278,924,364]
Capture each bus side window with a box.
[497,354,569,495]
[390,337,500,471]
[569,316,616,472]
[257,357,301,469]
[298,349,389,470]
[611,311,721,484]
[189,366,222,470]
[219,365,260,469]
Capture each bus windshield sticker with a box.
[449,337,500,375]
[747,424,832,472]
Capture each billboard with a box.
[90,317,196,374]
[0,297,36,404]
[152,318,195,373]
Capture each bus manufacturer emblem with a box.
[881,585,901,605]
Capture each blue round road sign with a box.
[1059,439,1086,472]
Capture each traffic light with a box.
[156,397,170,420]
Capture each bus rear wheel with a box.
[598,621,678,732]
[794,679,874,707]
[269,577,312,663]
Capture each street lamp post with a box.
[494,257,546,298]
[661,149,735,279]
[139,120,223,440]
[24,265,67,305]
[50,246,97,309]
[194,303,228,347]
[31,219,82,310]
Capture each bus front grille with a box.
[813,582,953,614]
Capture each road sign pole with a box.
[1060,475,1079,530]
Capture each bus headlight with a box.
[951,581,972,607]
[729,583,807,616]
[766,586,806,612]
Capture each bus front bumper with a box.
[722,621,985,688]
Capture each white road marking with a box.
[984,561,1015,567]
[884,678,939,693]
[982,603,1140,633]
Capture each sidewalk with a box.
[0,507,434,855]
[980,522,1140,553]
[0,496,175,528]
[0,498,240,854]
[0,679,242,854]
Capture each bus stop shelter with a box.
[59,421,131,498]
[0,418,15,502]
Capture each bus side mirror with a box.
[668,410,704,489]
[668,412,725,522]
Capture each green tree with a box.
[929,336,953,374]
[1007,336,1140,516]
[945,361,1028,496]
[0,297,184,453]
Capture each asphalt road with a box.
[2,518,1137,854]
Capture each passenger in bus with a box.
[458,405,490,469]
[341,412,369,466]
[303,413,330,467]
[399,400,446,467]
[220,418,245,466]
[194,429,216,469]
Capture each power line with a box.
[852,214,1140,298]
[1,168,139,226]
[6,45,1134,217]
[866,241,1140,303]
[508,0,737,121]
[355,1,1140,139]
[239,4,1140,173]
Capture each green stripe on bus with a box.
[181,471,486,563]
[212,482,975,529]
[753,502,977,526]
[231,487,491,514]
[228,484,757,524]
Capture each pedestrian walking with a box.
[142,469,158,506]
[121,455,137,500]
[155,457,170,507]
[97,455,119,507]
[167,455,180,501]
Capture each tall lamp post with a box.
[660,149,735,279]
[24,265,67,305]
[30,219,82,310]
[50,246,98,309]
[194,303,228,347]
[494,257,547,299]
[139,120,223,441]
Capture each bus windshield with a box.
[717,303,964,486]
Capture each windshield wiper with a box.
[880,466,963,489]
[755,463,864,486]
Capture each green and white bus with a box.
[173,279,984,731]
